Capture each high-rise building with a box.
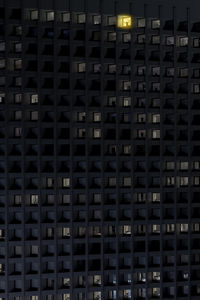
[1,0,200,299]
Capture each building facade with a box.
[0,0,200,299]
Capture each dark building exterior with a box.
[0,0,200,299]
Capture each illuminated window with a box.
[93,129,101,138]
[31,194,38,205]
[62,178,70,188]
[123,97,131,107]
[93,15,101,25]
[117,15,132,29]
[180,223,188,233]
[152,272,160,281]
[31,94,38,104]
[94,275,101,285]
[30,10,38,20]
[152,114,160,123]
[77,63,86,73]
[152,19,160,29]
[152,130,160,139]
[61,12,70,22]
[77,13,86,24]
[62,227,70,237]
[152,224,160,234]
[93,112,101,122]
[46,11,54,21]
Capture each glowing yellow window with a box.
[117,15,132,29]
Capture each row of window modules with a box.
[0,93,199,110]
[2,6,200,32]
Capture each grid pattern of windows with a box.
[0,1,200,300]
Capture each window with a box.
[62,227,70,237]
[152,272,160,281]
[123,81,131,91]
[62,12,70,23]
[93,64,101,73]
[152,224,160,234]
[137,66,146,76]
[46,11,54,22]
[180,176,189,186]
[193,84,200,93]
[137,34,145,44]
[93,112,101,122]
[179,36,188,46]
[152,130,160,139]
[30,10,38,20]
[77,63,86,73]
[123,33,131,43]
[62,294,70,300]
[0,59,5,69]
[152,66,160,76]
[194,176,200,186]
[123,177,131,187]
[77,13,86,24]
[180,223,188,233]
[123,225,131,235]
[0,229,4,240]
[93,129,101,138]
[30,194,38,205]
[108,32,116,41]
[152,193,160,202]
[166,161,175,170]
[137,113,146,123]
[152,19,160,29]
[194,38,200,48]
[179,68,188,77]
[193,161,200,170]
[152,114,160,123]
[166,67,175,77]
[166,176,175,186]
[15,77,21,87]
[77,112,86,122]
[166,36,174,45]
[93,275,101,285]
[15,94,22,103]
[14,127,22,137]
[62,194,70,205]
[93,15,101,24]
[47,178,54,188]
[31,94,38,104]
[0,77,5,86]
[15,26,22,36]
[108,64,116,74]
[180,161,189,170]
[117,15,132,28]
[14,195,22,205]
[15,111,22,121]
[137,18,146,27]
[31,111,38,121]
[62,178,70,188]
[152,288,160,297]
[108,16,116,26]
[123,97,131,107]
[15,42,22,53]
[0,41,5,52]
[152,35,160,44]
[166,224,175,233]
[123,145,131,154]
